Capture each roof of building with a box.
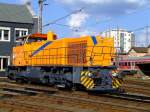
[129,47,148,53]
[111,29,132,33]
[0,3,33,24]
[119,55,150,62]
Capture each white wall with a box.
[101,29,133,53]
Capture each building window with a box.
[4,30,9,40]
[15,28,28,41]
[0,27,11,41]
[120,33,124,37]
[128,39,131,42]
[0,29,2,40]
[0,56,10,71]
[15,30,20,38]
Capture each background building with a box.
[0,3,38,75]
[101,29,135,53]
[128,47,150,57]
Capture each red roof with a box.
[29,33,47,39]
[16,33,47,40]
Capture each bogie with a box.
[6,65,123,92]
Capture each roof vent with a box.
[25,1,37,18]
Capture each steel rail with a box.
[104,92,150,103]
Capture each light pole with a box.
[38,0,47,33]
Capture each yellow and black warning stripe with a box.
[112,78,123,88]
[118,79,124,84]
[80,71,95,89]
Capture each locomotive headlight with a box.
[112,70,118,77]
[88,72,93,77]
[112,72,118,77]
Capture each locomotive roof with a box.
[16,33,47,40]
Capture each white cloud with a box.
[68,12,89,28]
[71,27,99,36]
[58,0,113,4]
[55,0,150,30]
[58,0,146,4]
[59,0,75,4]
[134,30,150,47]
[54,0,150,39]
[77,0,106,4]
[76,30,98,36]
[20,0,31,4]
[55,0,150,17]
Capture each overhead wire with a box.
[49,5,150,33]
[50,23,78,28]
[42,1,150,41]
[131,26,150,32]
[43,7,84,27]
[86,5,150,28]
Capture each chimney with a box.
[26,1,31,6]
[25,1,38,33]
[25,1,37,17]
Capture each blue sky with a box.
[1,0,150,46]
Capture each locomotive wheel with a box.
[8,73,15,80]
[41,76,49,84]
[16,78,24,84]
[72,85,78,91]
[117,88,125,93]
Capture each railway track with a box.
[0,88,150,112]
[0,78,150,112]
[122,78,150,96]
[3,86,149,103]
[123,84,150,96]
[1,77,150,95]
[0,84,150,111]
[124,78,150,87]
[0,87,57,96]
[105,93,150,103]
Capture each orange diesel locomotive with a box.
[7,31,122,91]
